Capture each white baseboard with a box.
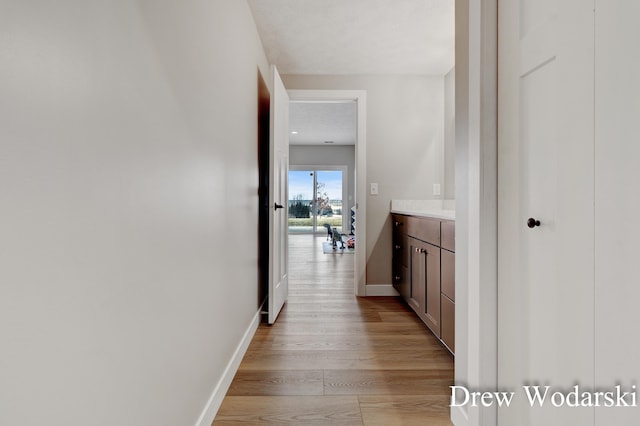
[365,284,399,296]
[194,308,261,426]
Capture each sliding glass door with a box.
[288,168,344,234]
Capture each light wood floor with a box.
[213,234,454,425]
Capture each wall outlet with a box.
[370,183,379,195]
[433,183,441,196]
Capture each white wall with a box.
[444,67,456,200]
[282,75,445,285]
[0,1,268,425]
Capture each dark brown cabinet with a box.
[440,237,455,352]
[392,214,455,355]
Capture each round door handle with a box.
[394,245,401,250]
[527,218,541,228]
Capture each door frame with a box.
[257,70,271,311]
[287,90,367,297]
[289,165,350,234]
[452,0,498,425]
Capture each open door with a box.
[268,65,289,324]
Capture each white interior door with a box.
[498,1,594,425]
[268,65,289,324]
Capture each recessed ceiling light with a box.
[290,131,298,134]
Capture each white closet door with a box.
[498,1,595,425]
[595,2,640,425]
[268,65,289,324]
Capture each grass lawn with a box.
[288,216,343,227]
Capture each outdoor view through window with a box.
[288,170,343,233]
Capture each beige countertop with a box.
[390,199,456,221]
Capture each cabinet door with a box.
[423,243,441,337]
[392,261,409,300]
[441,294,455,354]
[441,249,455,301]
[408,238,425,314]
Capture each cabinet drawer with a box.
[441,249,455,301]
[392,214,408,232]
[392,232,409,267]
[441,220,455,252]
[441,295,455,354]
[407,216,441,246]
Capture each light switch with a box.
[370,183,379,195]
[433,184,441,196]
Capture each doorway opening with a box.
[286,92,366,295]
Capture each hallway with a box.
[214,234,454,425]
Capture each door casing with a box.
[451,0,498,425]
[288,90,367,297]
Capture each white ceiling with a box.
[248,0,454,146]
[247,0,455,75]
[289,101,356,145]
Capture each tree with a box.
[315,182,333,216]
[289,193,310,218]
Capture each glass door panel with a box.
[288,170,313,233]
[315,170,343,233]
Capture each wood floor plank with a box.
[239,349,453,371]
[377,311,429,323]
[359,395,453,426]
[214,396,363,425]
[323,369,453,395]
[269,334,448,351]
[226,370,324,396]
[254,321,431,336]
[273,311,383,323]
